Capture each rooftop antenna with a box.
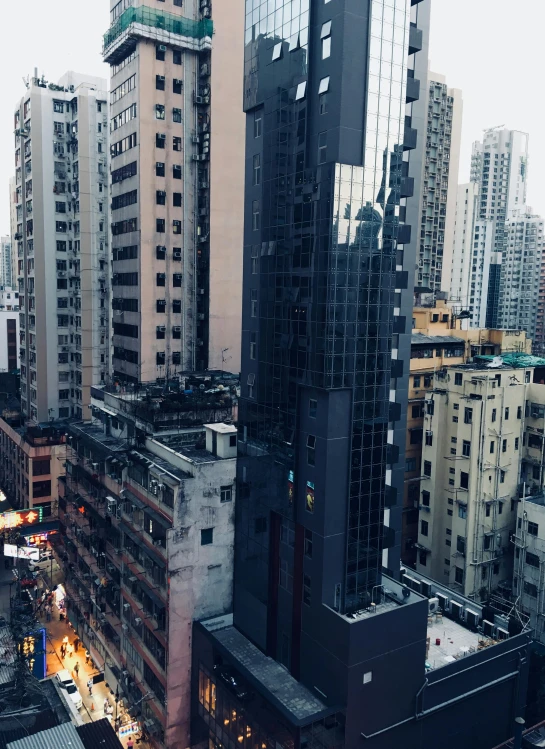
[483,124,505,136]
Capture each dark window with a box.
[173,136,182,151]
[423,460,431,477]
[526,551,540,568]
[156,75,165,91]
[464,407,473,424]
[33,480,51,498]
[413,376,421,387]
[304,529,312,558]
[517,406,522,419]
[156,218,165,233]
[420,520,428,537]
[156,190,166,205]
[309,399,317,418]
[173,165,182,179]
[156,44,165,61]
[422,490,430,507]
[156,273,166,287]
[33,459,50,476]
[419,551,427,567]
[173,193,182,207]
[220,486,232,503]
[502,439,507,453]
[462,440,471,457]
[173,220,182,234]
[303,574,311,606]
[173,50,182,65]
[411,405,422,418]
[156,245,166,259]
[253,154,261,186]
[528,521,539,537]
[173,273,182,287]
[156,299,166,313]
[524,581,538,597]
[455,373,463,385]
[156,162,165,177]
[460,472,469,489]
[173,79,183,94]
[492,408,497,422]
[156,133,166,148]
[505,407,509,420]
[490,441,495,454]
[319,93,328,114]
[455,567,464,584]
[173,108,182,123]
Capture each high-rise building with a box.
[192,2,531,748]
[416,72,462,293]
[415,363,532,599]
[103,0,244,383]
[9,176,18,292]
[0,236,13,288]
[499,210,544,343]
[469,128,529,328]
[13,71,110,423]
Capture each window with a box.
[322,37,331,59]
[220,485,232,503]
[309,399,317,418]
[156,75,165,91]
[250,289,258,318]
[517,406,522,419]
[173,192,182,208]
[156,273,166,287]
[201,528,213,546]
[156,133,166,148]
[505,407,509,420]
[307,435,316,466]
[295,81,307,101]
[173,136,182,151]
[455,567,464,585]
[272,42,282,61]
[464,407,473,424]
[303,574,311,606]
[319,93,328,115]
[156,44,165,61]
[304,529,312,558]
[492,408,497,422]
[423,460,431,477]
[173,164,182,179]
[462,440,471,457]
[56,221,67,233]
[253,153,261,186]
[515,437,519,450]
[458,504,467,519]
[112,190,138,210]
[411,405,422,418]
[156,104,166,120]
[460,472,469,489]
[173,220,182,234]
[53,101,64,113]
[156,218,165,232]
[173,273,182,287]
[528,521,539,537]
[173,78,183,94]
[454,373,463,386]
[410,428,423,445]
[156,326,165,339]
[413,376,421,388]
[502,439,507,453]
[490,441,495,454]
[155,162,165,177]
[422,490,430,507]
[526,551,540,568]
[173,49,182,64]
[318,76,330,95]
[173,108,182,123]
[254,110,262,138]
[524,581,538,598]
[249,332,257,360]
[279,559,293,592]
[251,516,267,535]
[156,299,166,313]
[425,431,433,446]
[252,200,260,231]
[500,470,505,484]
[405,457,417,472]
[318,132,327,164]
[420,520,429,537]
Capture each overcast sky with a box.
[0,0,543,233]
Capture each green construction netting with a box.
[104,7,213,50]
[475,352,545,368]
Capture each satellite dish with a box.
[486,356,504,368]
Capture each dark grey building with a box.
[191,1,531,747]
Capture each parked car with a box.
[55,669,83,709]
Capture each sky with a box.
[0,0,543,233]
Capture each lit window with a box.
[318,76,330,95]
[295,81,307,101]
[272,43,282,61]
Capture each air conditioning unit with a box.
[123,603,130,610]
[157,75,165,82]
[202,6,211,17]
[428,597,439,614]
[121,623,128,632]
[157,133,166,141]
[192,155,200,162]
[192,135,200,144]
[158,45,167,52]
[200,64,210,77]
[106,496,117,514]
[194,95,203,104]
[134,617,142,625]
[173,251,182,260]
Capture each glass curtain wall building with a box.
[237,0,415,648]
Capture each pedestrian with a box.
[46,606,51,622]
[127,740,134,749]
[74,662,79,678]
[103,697,109,712]
[61,645,66,659]
[87,678,93,696]
[85,650,90,665]
[74,636,80,650]
[62,635,68,646]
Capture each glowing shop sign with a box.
[119,721,140,737]
[3,544,40,561]
[0,508,43,531]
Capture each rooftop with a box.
[411,334,466,345]
[201,622,329,725]
[76,719,123,749]
[6,723,83,749]
[426,614,485,670]
[68,422,127,454]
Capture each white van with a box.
[55,669,83,709]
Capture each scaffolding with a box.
[103,7,213,51]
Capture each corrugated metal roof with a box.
[6,722,84,749]
[411,334,465,345]
[77,719,123,749]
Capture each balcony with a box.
[103,6,213,63]
[403,125,417,151]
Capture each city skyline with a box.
[0,0,544,240]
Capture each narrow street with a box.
[0,560,146,747]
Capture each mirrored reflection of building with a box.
[192,2,532,748]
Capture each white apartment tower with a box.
[0,237,13,288]
[103,0,244,383]
[13,71,110,423]
[469,128,529,328]
[417,72,462,293]
[415,365,529,600]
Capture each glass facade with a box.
[237,0,413,658]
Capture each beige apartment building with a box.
[13,71,110,422]
[415,364,531,600]
[403,298,531,566]
[104,0,244,382]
